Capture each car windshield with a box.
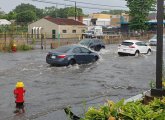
[79,39,92,46]
[152,35,156,39]
[55,46,71,53]
[151,35,165,40]
[121,42,134,46]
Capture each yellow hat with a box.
[16,81,24,88]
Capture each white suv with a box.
[118,40,152,56]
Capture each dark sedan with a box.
[46,44,99,66]
[79,39,105,51]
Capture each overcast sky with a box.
[0,0,128,14]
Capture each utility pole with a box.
[64,0,77,20]
[75,1,77,20]
[56,3,58,18]
[151,0,164,96]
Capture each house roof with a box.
[44,16,85,26]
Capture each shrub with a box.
[82,97,165,120]
[17,44,33,51]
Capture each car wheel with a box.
[68,59,76,66]
[102,46,105,49]
[134,51,139,57]
[118,52,123,56]
[147,49,151,55]
[94,46,98,51]
[94,56,99,62]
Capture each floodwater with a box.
[0,44,157,120]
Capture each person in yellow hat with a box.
[13,81,26,113]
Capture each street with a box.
[0,44,157,120]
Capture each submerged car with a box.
[79,39,105,51]
[46,44,99,66]
[118,40,152,56]
[149,35,165,46]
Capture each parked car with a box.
[79,39,105,51]
[46,44,99,66]
[82,31,95,38]
[149,35,165,46]
[118,40,152,56]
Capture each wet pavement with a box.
[0,44,158,120]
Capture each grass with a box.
[0,40,33,52]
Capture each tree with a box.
[43,6,58,18]
[6,11,17,20]
[0,9,6,19]
[16,10,36,24]
[43,6,83,18]
[64,7,83,17]
[13,3,43,20]
[125,0,156,31]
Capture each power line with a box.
[64,0,127,8]
[28,0,128,10]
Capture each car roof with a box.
[123,40,142,43]
[64,44,83,48]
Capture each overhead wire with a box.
[28,0,128,10]
[64,0,127,8]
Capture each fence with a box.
[0,32,155,51]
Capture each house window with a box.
[72,30,76,33]
[62,30,67,33]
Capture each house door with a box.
[52,30,56,39]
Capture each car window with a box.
[136,42,147,46]
[73,47,82,53]
[163,36,165,40]
[98,40,104,44]
[79,39,91,46]
[121,42,133,46]
[94,40,99,43]
[80,47,91,53]
[152,35,156,39]
[55,46,71,53]
[151,35,165,40]
[135,42,141,46]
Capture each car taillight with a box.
[57,55,66,58]
[129,45,135,48]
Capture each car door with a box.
[140,42,149,53]
[80,47,94,63]
[136,42,147,53]
[72,47,84,64]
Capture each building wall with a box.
[28,18,59,38]
[110,18,120,27]
[28,18,87,39]
[89,13,111,19]
[59,25,87,38]
[83,18,91,26]
[96,19,111,26]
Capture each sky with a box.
[0,0,128,14]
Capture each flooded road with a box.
[0,44,157,120]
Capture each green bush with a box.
[82,97,165,120]
[17,44,33,51]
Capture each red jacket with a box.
[14,88,25,103]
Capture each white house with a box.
[28,16,87,39]
[0,19,11,25]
